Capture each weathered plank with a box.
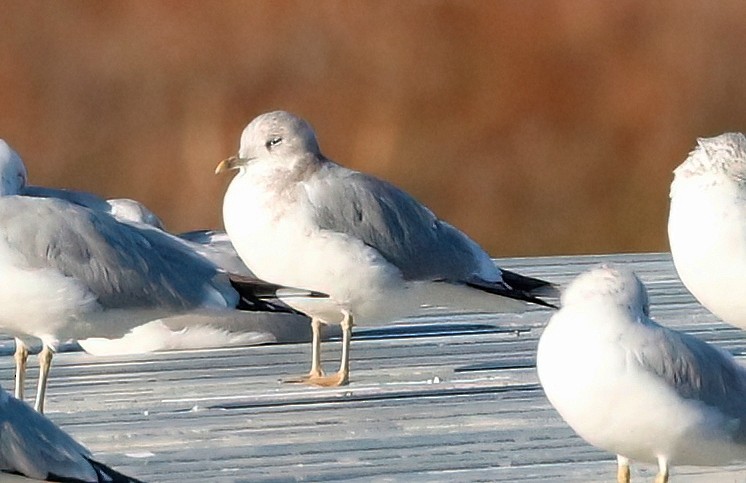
[3,253,746,482]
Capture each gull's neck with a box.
[241,153,325,187]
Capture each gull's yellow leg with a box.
[302,310,353,387]
[285,311,353,387]
[285,317,325,383]
[307,309,352,387]
[655,456,669,483]
[616,455,630,483]
[13,339,28,400]
[308,317,323,378]
[34,345,54,413]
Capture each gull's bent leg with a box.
[616,455,630,483]
[654,456,669,483]
[34,345,54,413]
[14,339,28,400]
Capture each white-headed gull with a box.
[217,110,556,386]
[538,265,746,483]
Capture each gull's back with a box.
[0,196,236,312]
[308,163,499,283]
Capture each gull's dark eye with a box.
[265,137,283,150]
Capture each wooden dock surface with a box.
[3,253,746,482]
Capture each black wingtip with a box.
[228,273,329,298]
[499,269,560,298]
[228,273,328,314]
[45,458,144,483]
[88,457,145,483]
[465,279,558,310]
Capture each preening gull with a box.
[0,384,142,482]
[217,110,556,386]
[669,133,746,330]
[537,265,746,483]
[0,140,323,411]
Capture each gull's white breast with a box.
[669,175,746,329]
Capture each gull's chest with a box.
[222,174,321,276]
[669,179,746,250]
[669,182,746,284]
[224,175,311,237]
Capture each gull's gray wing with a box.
[23,185,112,213]
[632,320,746,423]
[307,164,492,282]
[0,196,235,309]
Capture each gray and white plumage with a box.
[0,385,141,482]
[537,265,746,482]
[0,194,238,331]
[220,111,554,321]
[669,132,746,331]
[218,110,555,385]
[0,140,319,409]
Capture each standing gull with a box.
[0,140,322,411]
[669,132,746,330]
[217,110,555,386]
[537,265,746,483]
[0,385,142,482]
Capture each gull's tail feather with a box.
[228,274,327,298]
[89,458,145,483]
[465,278,558,309]
[228,273,328,313]
[499,269,560,298]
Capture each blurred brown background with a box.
[2,1,746,257]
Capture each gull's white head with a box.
[0,139,28,196]
[672,133,746,191]
[216,111,321,174]
[561,265,650,318]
